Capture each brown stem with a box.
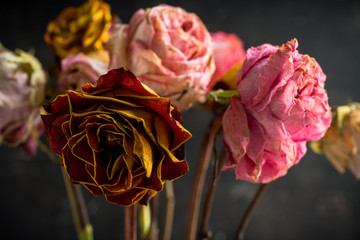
[39,139,93,240]
[198,147,227,239]
[162,181,175,240]
[148,195,159,240]
[185,117,222,240]
[125,205,137,240]
[60,167,93,240]
[235,183,270,240]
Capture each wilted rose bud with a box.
[0,43,47,155]
[44,0,119,59]
[209,31,246,90]
[311,103,360,179]
[106,4,215,111]
[58,51,109,93]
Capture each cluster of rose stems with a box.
[125,181,175,240]
[185,115,269,240]
[124,114,270,240]
[37,139,94,240]
[61,168,94,240]
[39,116,268,240]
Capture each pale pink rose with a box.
[106,4,215,111]
[222,39,331,183]
[0,44,47,155]
[58,52,108,92]
[209,31,246,89]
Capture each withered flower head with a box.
[44,0,118,59]
[311,103,360,179]
[41,68,192,205]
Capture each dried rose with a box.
[58,51,109,93]
[209,31,246,90]
[106,4,215,111]
[222,39,331,183]
[0,43,47,155]
[44,0,118,59]
[311,104,360,179]
[41,68,192,206]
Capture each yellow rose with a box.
[44,0,115,59]
[311,103,360,179]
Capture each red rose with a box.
[41,68,192,205]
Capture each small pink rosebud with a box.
[58,51,109,93]
[209,31,246,90]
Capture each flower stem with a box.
[162,181,175,240]
[38,138,93,240]
[148,195,159,240]
[125,204,137,240]
[198,147,227,239]
[139,204,151,239]
[185,117,222,240]
[60,167,93,240]
[36,138,59,164]
[235,183,270,240]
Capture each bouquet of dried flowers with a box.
[2,1,357,239]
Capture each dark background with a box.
[1,0,360,239]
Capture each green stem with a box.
[235,183,270,240]
[139,204,151,239]
[185,117,222,240]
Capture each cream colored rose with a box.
[0,44,47,155]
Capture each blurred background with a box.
[1,0,360,239]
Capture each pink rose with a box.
[209,31,246,90]
[0,44,47,155]
[222,39,331,183]
[58,51,109,93]
[106,4,215,111]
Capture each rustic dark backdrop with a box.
[1,0,360,239]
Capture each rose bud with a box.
[209,31,246,90]
[58,51,109,93]
[44,0,119,59]
[106,4,215,111]
[41,68,192,206]
[222,39,331,183]
[0,43,47,155]
[311,104,360,179]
